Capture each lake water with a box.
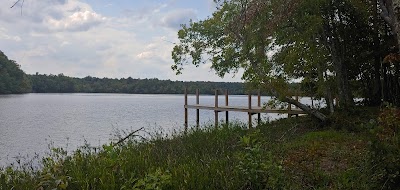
[0,93,316,167]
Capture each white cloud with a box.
[0,28,21,42]
[153,3,168,14]
[0,1,242,82]
[137,51,154,59]
[46,10,106,32]
[161,9,197,30]
[20,45,57,57]
[60,41,70,47]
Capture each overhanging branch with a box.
[10,0,24,15]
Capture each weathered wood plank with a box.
[185,104,305,114]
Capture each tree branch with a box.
[10,0,22,8]
[10,0,24,15]
[268,88,328,122]
[379,0,394,27]
[283,96,328,122]
[115,127,144,145]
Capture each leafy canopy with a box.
[171,0,377,101]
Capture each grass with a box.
[0,106,399,189]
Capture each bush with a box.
[235,130,284,189]
[370,107,400,189]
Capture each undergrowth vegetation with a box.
[1,107,399,189]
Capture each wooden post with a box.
[248,93,252,128]
[215,89,219,128]
[295,94,299,117]
[196,89,200,128]
[184,88,188,130]
[311,97,314,108]
[334,97,339,106]
[225,89,229,125]
[257,89,261,125]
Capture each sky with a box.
[0,0,242,82]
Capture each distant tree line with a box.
[0,51,246,95]
[29,73,246,95]
[0,50,290,95]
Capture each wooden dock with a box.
[184,89,306,129]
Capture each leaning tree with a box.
[171,0,381,121]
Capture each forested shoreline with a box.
[0,51,31,94]
[0,50,246,95]
[28,73,246,95]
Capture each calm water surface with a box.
[0,93,314,166]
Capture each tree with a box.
[0,51,31,94]
[379,0,400,49]
[273,0,371,109]
[174,0,366,121]
[378,0,400,106]
[172,0,400,120]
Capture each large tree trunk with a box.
[325,86,335,114]
[380,0,400,50]
[371,0,383,106]
[395,64,400,106]
[282,96,328,122]
[372,51,383,105]
[318,0,354,108]
[326,1,354,107]
[317,62,335,114]
[332,51,353,107]
[268,89,329,122]
[379,0,400,106]
[383,64,390,101]
[328,31,353,107]
[335,2,354,107]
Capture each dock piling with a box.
[257,90,261,125]
[215,89,219,128]
[295,94,299,117]
[184,88,188,130]
[196,89,200,128]
[311,97,314,108]
[248,93,252,128]
[225,89,229,125]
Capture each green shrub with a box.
[122,168,171,190]
[235,130,284,189]
[370,107,400,189]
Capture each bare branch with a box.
[10,0,24,15]
[10,0,22,8]
[115,127,144,145]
